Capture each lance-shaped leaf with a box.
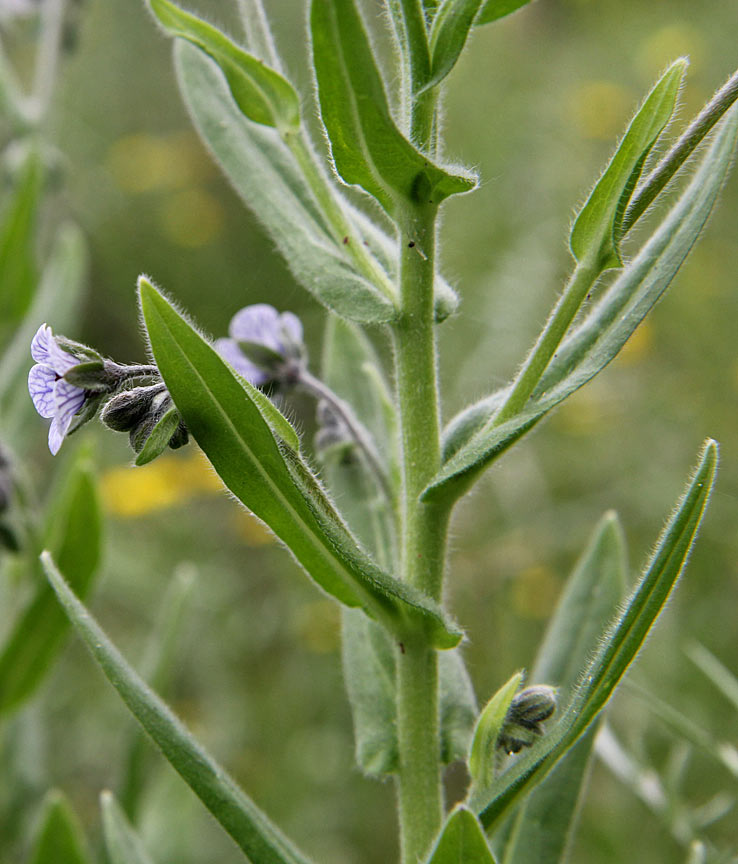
[310,0,476,215]
[174,42,396,324]
[570,60,685,271]
[426,103,738,504]
[424,0,487,93]
[0,449,101,715]
[476,0,533,26]
[473,440,717,828]
[148,0,299,131]
[500,513,627,864]
[342,608,476,775]
[42,553,315,864]
[425,807,498,864]
[139,278,460,649]
[101,791,157,864]
[29,791,93,864]
[0,150,42,338]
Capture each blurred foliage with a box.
[3,0,737,862]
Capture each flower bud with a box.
[497,685,557,755]
[101,385,165,432]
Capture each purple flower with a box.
[28,324,87,454]
[214,304,305,388]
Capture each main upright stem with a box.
[392,200,449,863]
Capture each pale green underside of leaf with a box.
[148,0,299,130]
[425,807,498,863]
[311,0,476,215]
[475,0,533,26]
[570,59,686,270]
[342,609,477,774]
[500,513,627,864]
[140,279,461,648]
[473,440,717,828]
[29,791,93,864]
[174,41,396,324]
[427,104,738,502]
[42,553,315,864]
[101,792,157,864]
[0,449,101,715]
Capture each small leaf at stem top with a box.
[310,0,477,215]
[570,59,686,271]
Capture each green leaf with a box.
[174,41,396,324]
[500,513,628,864]
[425,0,487,93]
[425,104,738,504]
[0,222,88,446]
[0,149,42,339]
[0,449,101,715]
[474,440,718,828]
[623,66,738,234]
[310,0,476,214]
[570,60,686,270]
[341,608,475,775]
[29,790,93,864]
[148,0,299,131]
[468,671,523,797]
[476,0,533,26]
[101,791,157,864]
[120,565,196,821]
[342,608,398,775]
[134,407,182,466]
[139,277,461,649]
[41,552,315,864]
[425,807,498,863]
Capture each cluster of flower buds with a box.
[496,684,557,755]
[313,399,355,463]
[28,323,185,461]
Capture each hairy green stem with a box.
[492,258,599,427]
[392,200,447,863]
[284,131,397,302]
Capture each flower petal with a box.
[53,378,86,436]
[278,312,303,350]
[28,364,57,418]
[30,324,54,365]
[47,416,65,455]
[228,304,281,351]
[214,338,269,387]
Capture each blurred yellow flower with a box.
[567,80,632,141]
[159,187,225,248]
[510,565,561,620]
[101,450,222,517]
[106,131,211,194]
[636,24,704,80]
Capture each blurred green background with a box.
[4,0,738,861]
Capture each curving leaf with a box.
[0,448,101,715]
[426,104,738,504]
[473,441,718,828]
[174,41,397,324]
[424,0,487,93]
[148,0,299,131]
[139,278,461,649]
[42,553,315,864]
[310,0,476,215]
[500,513,627,864]
[570,59,686,270]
